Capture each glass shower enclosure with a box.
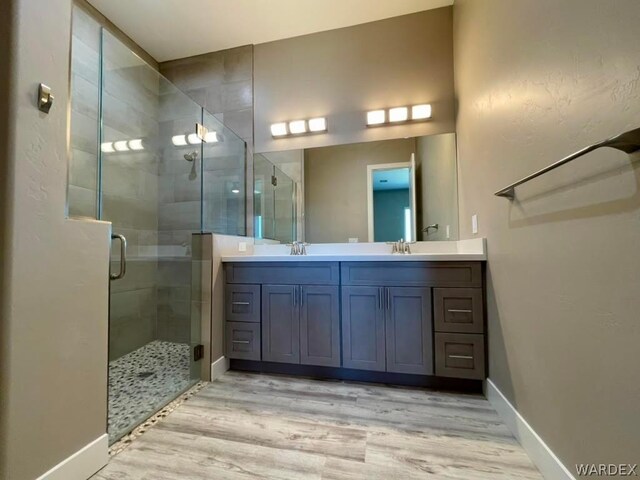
[69,7,246,444]
[253,153,296,244]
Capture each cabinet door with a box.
[300,285,340,367]
[341,286,385,372]
[385,287,433,375]
[262,285,300,364]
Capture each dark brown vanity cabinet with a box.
[225,261,486,383]
[341,285,433,375]
[433,287,486,379]
[225,262,341,368]
[262,284,340,367]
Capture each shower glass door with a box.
[101,30,203,444]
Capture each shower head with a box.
[184,151,198,162]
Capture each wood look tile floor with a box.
[93,371,542,479]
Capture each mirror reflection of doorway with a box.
[367,162,416,242]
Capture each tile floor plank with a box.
[93,371,542,480]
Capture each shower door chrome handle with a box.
[110,234,127,280]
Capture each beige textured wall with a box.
[304,139,415,243]
[254,8,454,153]
[416,133,458,241]
[0,0,111,478]
[454,0,640,473]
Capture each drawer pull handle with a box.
[232,302,250,306]
[232,340,250,344]
[448,354,473,359]
[448,309,472,313]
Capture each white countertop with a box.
[220,238,486,262]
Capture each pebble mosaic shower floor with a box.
[108,340,196,444]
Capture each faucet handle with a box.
[386,241,399,254]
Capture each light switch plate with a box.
[446,225,450,239]
[472,215,478,234]
[238,242,247,252]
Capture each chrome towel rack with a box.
[495,127,640,199]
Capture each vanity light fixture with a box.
[271,122,288,137]
[411,104,432,120]
[271,117,328,138]
[100,142,115,153]
[366,110,386,126]
[101,139,145,153]
[128,139,144,151]
[204,131,218,143]
[367,104,432,127]
[113,140,130,152]
[187,133,202,145]
[172,135,188,146]
[289,120,307,135]
[389,107,408,122]
[308,117,327,132]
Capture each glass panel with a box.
[253,154,275,241]
[201,110,246,235]
[252,154,296,244]
[68,7,100,218]
[100,29,202,444]
[274,165,295,244]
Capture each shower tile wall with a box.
[69,7,100,218]
[160,46,254,236]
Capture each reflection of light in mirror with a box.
[389,107,408,122]
[187,133,202,144]
[101,142,115,153]
[271,123,288,137]
[172,135,188,146]
[231,189,240,194]
[256,215,263,239]
[113,140,129,152]
[404,207,412,242]
[128,139,144,150]
[289,120,307,134]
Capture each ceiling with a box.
[87,0,453,62]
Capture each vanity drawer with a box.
[226,262,339,285]
[434,288,484,333]
[435,333,485,380]
[225,284,260,322]
[341,262,482,288]
[226,322,261,360]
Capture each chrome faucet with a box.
[387,238,415,254]
[286,241,309,255]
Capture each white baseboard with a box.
[36,434,108,480]
[486,379,575,480]
[210,356,230,381]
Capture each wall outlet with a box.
[446,225,450,239]
[238,242,247,252]
[348,237,359,243]
[471,214,478,234]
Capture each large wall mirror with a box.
[254,133,458,244]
